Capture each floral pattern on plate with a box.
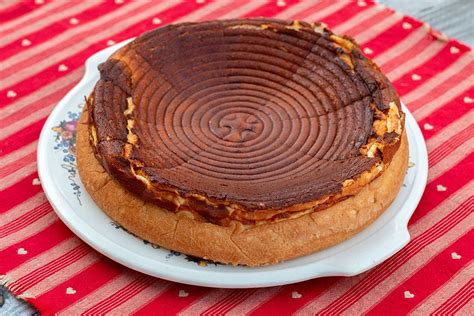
[52,105,83,205]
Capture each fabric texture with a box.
[0,0,472,315]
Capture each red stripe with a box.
[345,6,395,38]
[251,277,337,315]
[0,4,160,99]
[12,243,90,293]
[428,125,474,166]
[0,0,36,23]
[0,118,45,156]
[204,290,257,315]
[409,62,474,111]
[83,275,156,315]
[0,1,116,60]
[0,202,51,238]
[34,258,124,312]
[0,2,152,79]
[318,1,369,27]
[381,33,435,74]
[133,283,211,316]
[0,173,42,213]
[88,277,156,314]
[0,80,79,131]
[0,1,85,43]
[242,0,298,18]
[0,1,252,152]
[394,46,468,98]
[364,16,424,59]
[0,1,196,114]
[409,153,474,224]
[317,197,472,314]
[433,279,474,315]
[366,230,473,315]
[0,220,71,273]
[0,149,36,179]
[288,0,339,20]
[418,88,474,140]
[94,0,205,48]
[0,0,344,131]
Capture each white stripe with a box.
[402,54,473,104]
[0,102,56,141]
[226,287,281,315]
[413,74,474,120]
[0,203,50,237]
[295,183,473,315]
[0,1,173,87]
[217,0,267,20]
[0,66,83,121]
[355,13,402,44]
[26,252,99,298]
[445,295,473,316]
[0,0,18,11]
[0,1,66,34]
[2,1,102,46]
[340,213,472,315]
[11,245,90,293]
[428,137,474,182]
[0,141,37,170]
[385,40,446,81]
[433,280,473,315]
[107,281,170,315]
[0,212,58,252]
[303,1,349,22]
[273,0,320,19]
[0,192,46,225]
[0,150,36,180]
[204,290,256,315]
[179,289,230,316]
[0,161,36,191]
[6,238,83,286]
[57,273,142,315]
[411,263,473,315]
[374,25,429,66]
[332,5,382,35]
[426,111,474,152]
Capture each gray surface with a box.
[1,1,472,315]
[379,0,474,46]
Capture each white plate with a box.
[37,40,428,288]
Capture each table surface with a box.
[379,0,474,46]
[1,1,472,315]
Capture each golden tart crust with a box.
[77,106,408,266]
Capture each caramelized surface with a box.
[89,18,403,225]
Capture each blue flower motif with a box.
[52,105,83,205]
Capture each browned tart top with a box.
[87,18,404,226]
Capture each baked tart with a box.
[77,18,408,266]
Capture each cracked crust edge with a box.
[77,106,409,266]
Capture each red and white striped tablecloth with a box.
[0,0,473,314]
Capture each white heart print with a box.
[178,290,189,297]
[437,184,447,192]
[17,248,28,255]
[66,287,77,294]
[451,252,461,260]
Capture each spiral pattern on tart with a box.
[88,18,404,225]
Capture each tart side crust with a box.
[77,106,409,266]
